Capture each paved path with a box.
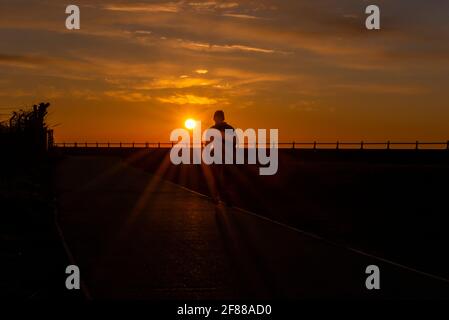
[55,156,449,299]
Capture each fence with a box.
[52,141,449,150]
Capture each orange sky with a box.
[0,0,448,142]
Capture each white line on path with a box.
[174,182,449,285]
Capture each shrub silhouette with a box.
[0,102,52,154]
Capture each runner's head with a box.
[214,110,225,125]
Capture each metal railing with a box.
[52,141,449,150]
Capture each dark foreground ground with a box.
[70,148,449,281]
[0,154,79,299]
[51,148,449,299]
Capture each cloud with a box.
[104,3,181,13]
[157,94,218,105]
[213,68,291,84]
[105,90,152,102]
[195,69,208,74]
[188,1,239,11]
[71,89,101,101]
[216,2,239,9]
[134,30,153,35]
[222,13,264,20]
[135,77,218,90]
[332,84,429,95]
[0,89,33,97]
[0,53,96,80]
[176,40,277,54]
[0,53,53,68]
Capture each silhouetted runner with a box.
[210,110,235,206]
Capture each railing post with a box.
[172,142,174,148]
[85,142,87,148]
[96,142,98,148]
[107,142,110,148]
[336,141,339,150]
[158,142,161,149]
[313,141,317,150]
[120,142,122,148]
[292,142,295,149]
[416,141,419,150]
[360,141,364,150]
[74,142,77,148]
[145,142,148,148]
[447,141,449,150]
[387,141,390,150]
[132,142,135,148]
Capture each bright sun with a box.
[185,118,196,130]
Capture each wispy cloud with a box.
[104,3,181,13]
[157,94,218,105]
[332,84,429,95]
[188,1,239,11]
[135,77,218,90]
[105,90,152,102]
[222,13,265,20]
[176,40,277,54]
[0,53,53,68]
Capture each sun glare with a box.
[185,118,196,130]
